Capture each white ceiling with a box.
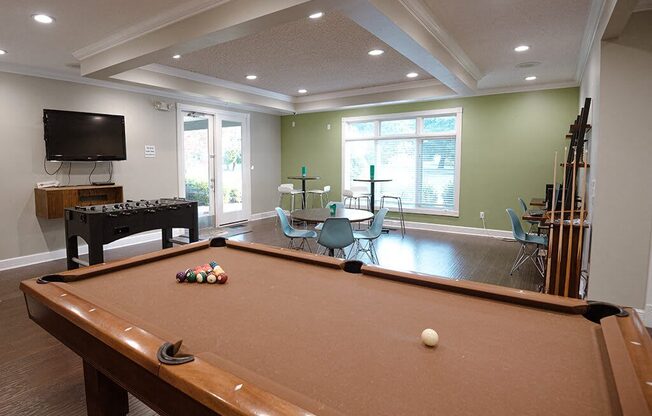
[422,0,593,89]
[0,0,607,113]
[160,11,434,96]
[0,0,219,73]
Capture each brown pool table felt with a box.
[46,242,625,416]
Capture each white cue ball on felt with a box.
[421,328,439,347]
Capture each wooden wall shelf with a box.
[35,185,123,219]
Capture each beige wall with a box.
[586,11,652,309]
[0,71,280,261]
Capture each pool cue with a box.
[563,147,578,297]
[575,150,588,292]
[554,146,568,295]
[544,151,558,293]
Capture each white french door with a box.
[216,113,250,225]
[177,105,251,227]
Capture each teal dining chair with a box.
[506,208,548,279]
[275,207,317,252]
[317,217,354,258]
[352,208,388,264]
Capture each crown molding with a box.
[142,64,293,102]
[294,79,444,103]
[473,81,579,98]
[0,62,287,115]
[575,0,609,82]
[72,0,227,60]
[398,0,483,81]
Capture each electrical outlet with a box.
[480,211,485,219]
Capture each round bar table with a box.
[287,175,320,209]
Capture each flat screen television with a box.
[43,109,127,161]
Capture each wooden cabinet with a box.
[35,185,123,219]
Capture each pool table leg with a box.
[83,360,129,416]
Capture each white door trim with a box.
[177,103,251,226]
[215,112,251,225]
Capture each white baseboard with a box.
[0,229,184,272]
[384,218,513,239]
[250,210,276,221]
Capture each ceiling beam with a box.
[111,68,295,114]
[80,0,352,79]
[341,0,479,96]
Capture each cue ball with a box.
[421,329,439,347]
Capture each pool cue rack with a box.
[544,98,592,298]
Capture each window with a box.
[342,108,462,216]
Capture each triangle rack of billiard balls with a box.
[176,261,228,284]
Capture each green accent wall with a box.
[281,87,579,231]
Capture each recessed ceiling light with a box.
[32,14,55,24]
[525,76,537,81]
[246,74,257,80]
[514,45,530,52]
[309,12,324,19]
[406,72,419,78]
[368,49,384,56]
[0,49,6,55]
[172,54,181,59]
[298,89,308,94]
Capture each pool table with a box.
[21,238,652,416]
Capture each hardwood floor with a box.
[0,218,540,415]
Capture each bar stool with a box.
[380,195,406,237]
[343,186,370,210]
[277,184,303,212]
[307,185,331,208]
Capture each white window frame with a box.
[341,108,462,217]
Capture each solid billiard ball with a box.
[216,273,228,284]
[213,266,225,275]
[206,273,217,284]
[209,261,218,268]
[421,328,439,347]
[176,272,186,283]
[186,271,197,283]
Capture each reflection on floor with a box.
[0,217,540,415]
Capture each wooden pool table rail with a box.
[35,238,346,284]
[361,264,589,314]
